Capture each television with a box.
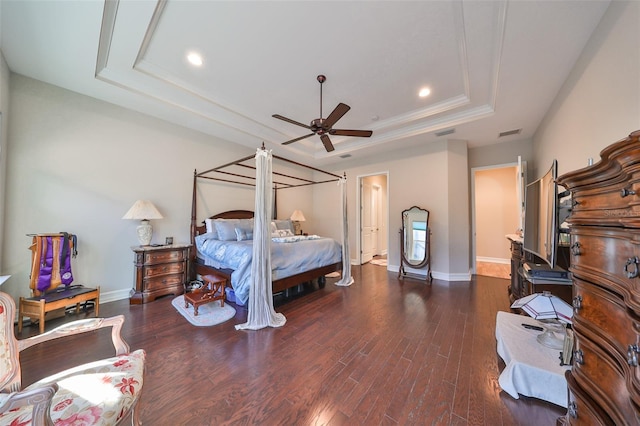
[523,160,559,268]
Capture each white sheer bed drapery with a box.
[236,148,286,330]
[335,175,353,286]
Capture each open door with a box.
[358,173,389,265]
[517,156,527,234]
[361,180,374,263]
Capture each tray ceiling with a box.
[0,0,610,165]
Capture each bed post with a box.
[190,169,197,254]
[273,183,277,219]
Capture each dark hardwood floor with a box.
[17,263,565,425]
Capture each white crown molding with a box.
[94,0,515,160]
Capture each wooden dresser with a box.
[130,244,191,304]
[556,130,640,425]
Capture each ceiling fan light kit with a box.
[273,75,373,152]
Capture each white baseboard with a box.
[476,256,510,265]
[99,288,132,304]
[388,265,472,282]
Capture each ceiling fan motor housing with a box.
[311,118,328,134]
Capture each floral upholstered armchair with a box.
[0,291,146,425]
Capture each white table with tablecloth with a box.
[495,311,571,407]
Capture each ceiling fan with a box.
[272,75,373,152]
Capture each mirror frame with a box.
[400,206,430,268]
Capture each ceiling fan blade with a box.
[320,134,335,152]
[272,114,313,130]
[282,133,315,145]
[330,129,373,137]
[323,103,350,129]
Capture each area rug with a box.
[370,258,388,266]
[171,295,236,327]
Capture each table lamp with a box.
[122,200,163,246]
[290,210,306,235]
[511,291,573,349]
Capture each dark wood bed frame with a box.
[189,143,346,297]
[189,209,342,294]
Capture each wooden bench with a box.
[184,274,226,316]
[18,285,100,334]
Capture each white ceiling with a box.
[0,0,610,166]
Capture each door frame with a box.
[470,161,521,275]
[356,171,389,265]
[371,183,382,257]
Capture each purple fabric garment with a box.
[35,235,74,292]
[60,235,74,285]
[36,237,54,292]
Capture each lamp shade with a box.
[122,200,163,245]
[511,291,573,324]
[122,200,163,220]
[290,210,306,222]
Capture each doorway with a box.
[471,161,524,278]
[358,173,389,265]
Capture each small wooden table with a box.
[495,311,570,407]
[183,274,227,316]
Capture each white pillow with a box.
[204,219,219,239]
[273,219,294,233]
[272,229,294,238]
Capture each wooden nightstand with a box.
[130,244,191,304]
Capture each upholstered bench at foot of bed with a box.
[0,349,146,425]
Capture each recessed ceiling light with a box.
[419,87,431,97]
[187,52,203,67]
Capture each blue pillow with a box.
[214,219,240,241]
[235,227,253,241]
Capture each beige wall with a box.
[533,1,640,177]
[4,2,634,297]
[469,138,533,181]
[474,166,519,261]
[446,140,471,277]
[0,52,9,272]
[315,139,471,280]
[3,74,256,302]
[2,72,472,304]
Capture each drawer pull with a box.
[573,349,584,365]
[628,344,639,367]
[568,401,578,419]
[624,257,640,279]
[570,242,581,256]
[572,295,582,311]
[621,188,636,198]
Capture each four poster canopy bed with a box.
[189,149,351,310]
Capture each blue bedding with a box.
[194,233,342,305]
